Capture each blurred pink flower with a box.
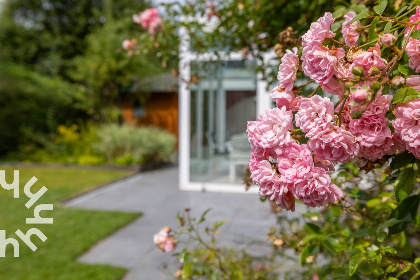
[133,8,162,34]
[122,39,137,50]
[342,11,359,47]
[392,97,420,159]
[277,47,299,91]
[154,227,176,252]
[302,12,336,47]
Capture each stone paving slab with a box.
[64,167,305,279]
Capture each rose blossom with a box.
[392,97,420,159]
[350,44,387,76]
[342,11,360,47]
[320,78,346,97]
[292,166,343,207]
[380,32,397,46]
[247,107,294,155]
[352,88,368,104]
[295,95,335,138]
[252,160,295,211]
[350,113,393,161]
[133,8,162,34]
[307,126,359,163]
[302,45,345,84]
[406,75,420,91]
[301,12,336,47]
[277,47,299,91]
[154,227,176,252]
[270,86,295,110]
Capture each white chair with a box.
[226,133,251,182]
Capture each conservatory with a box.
[178,26,276,193]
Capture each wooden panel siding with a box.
[121,92,179,141]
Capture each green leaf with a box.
[384,21,392,33]
[412,29,420,39]
[377,218,402,242]
[398,65,417,76]
[396,264,412,277]
[300,244,319,265]
[391,151,415,170]
[415,257,420,264]
[373,0,387,15]
[394,167,416,202]
[369,17,380,41]
[182,263,193,279]
[354,228,371,238]
[305,223,321,234]
[349,254,363,276]
[393,87,420,105]
[411,273,420,280]
[302,212,321,220]
[330,206,342,217]
[322,237,340,253]
[348,11,370,25]
[396,6,407,17]
[199,208,212,223]
[389,195,420,234]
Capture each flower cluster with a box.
[153,226,177,252]
[248,11,420,211]
[132,8,162,34]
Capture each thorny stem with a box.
[308,85,321,98]
[295,80,315,90]
[337,94,348,127]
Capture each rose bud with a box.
[352,89,368,104]
[344,81,355,89]
[370,82,381,93]
[380,31,397,47]
[390,75,405,89]
[352,65,364,77]
[368,66,380,76]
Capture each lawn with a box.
[0,166,141,280]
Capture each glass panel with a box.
[189,61,257,184]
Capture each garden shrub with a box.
[0,63,90,156]
[94,124,177,165]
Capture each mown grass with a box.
[0,166,141,280]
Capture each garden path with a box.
[64,166,306,279]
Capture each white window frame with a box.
[178,25,277,193]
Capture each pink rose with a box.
[320,77,346,97]
[406,75,420,91]
[406,40,420,72]
[154,227,176,252]
[133,8,162,34]
[380,33,397,46]
[392,97,420,159]
[302,12,336,47]
[350,113,393,161]
[302,45,345,86]
[295,95,335,138]
[252,160,295,211]
[270,86,295,110]
[350,44,387,76]
[247,107,294,155]
[342,11,360,47]
[352,89,368,104]
[307,126,359,163]
[292,166,343,207]
[277,47,299,91]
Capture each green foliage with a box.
[94,124,177,165]
[392,87,420,104]
[172,209,278,280]
[0,63,89,156]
